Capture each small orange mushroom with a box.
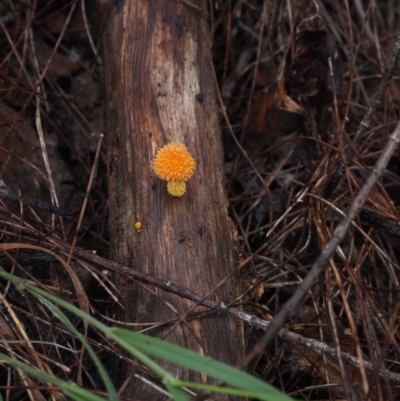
[153,142,196,197]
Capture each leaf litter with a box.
[0,1,400,400]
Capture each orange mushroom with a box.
[153,142,196,197]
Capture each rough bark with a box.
[97,0,245,398]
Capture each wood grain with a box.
[97,0,245,398]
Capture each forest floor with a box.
[1,1,400,400]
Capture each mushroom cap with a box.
[153,142,196,181]
[167,181,186,197]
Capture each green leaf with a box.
[111,328,294,400]
[0,269,295,401]
[174,380,293,400]
[39,297,118,401]
[165,384,191,401]
[0,352,107,401]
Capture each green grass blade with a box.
[38,297,118,401]
[174,380,293,401]
[166,384,191,401]
[112,328,294,400]
[0,352,107,401]
[0,270,118,399]
[0,269,294,401]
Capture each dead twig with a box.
[353,34,400,147]
[0,181,74,220]
[67,133,103,266]
[240,119,400,368]
[36,237,400,387]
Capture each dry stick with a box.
[81,0,98,57]
[329,57,369,396]
[30,2,78,239]
[353,34,400,147]
[0,1,78,163]
[324,266,360,401]
[53,241,400,386]
[0,181,74,220]
[343,0,374,125]
[67,133,104,266]
[65,133,103,386]
[240,121,400,369]
[35,95,63,235]
[239,33,400,370]
[337,34,400,211]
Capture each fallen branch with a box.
[241,33,400,368]
[241,119,400,368]
[36,238,400,386]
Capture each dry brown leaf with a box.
[244,80,305,156]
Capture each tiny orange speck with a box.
[134,221,142,230]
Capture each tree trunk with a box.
[97,0,245,398]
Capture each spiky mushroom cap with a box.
[153,142,196,182]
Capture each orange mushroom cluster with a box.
[153,142,196,197]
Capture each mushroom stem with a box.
[167,180,186,197]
